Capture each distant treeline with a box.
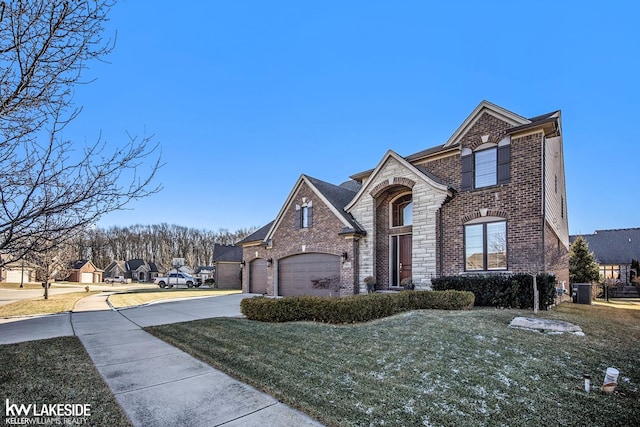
[73,224,257,269]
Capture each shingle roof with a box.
[126,259,146,270]
[305,175,364,233]
[71,260,89,269]
[236,221,274,245]
[570,228,640,264]
[212,243,243,262]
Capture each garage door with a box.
[5,270,29,283]
[278,253,340,297]
[249,258,268,294]
[81,272,94,283]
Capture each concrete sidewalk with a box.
[1,293,323,427]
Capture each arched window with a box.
[391,194,413,227]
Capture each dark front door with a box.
[391,234,412,286]
[399,234,412,283]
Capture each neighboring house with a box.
[103,261,127,280]
[126,259,160,282]
[104,259,161,282]
[0,260,37,283]
[194,265,215,283]
[570,228,640,284]
[68,260,103,283]
[211,244,242,289]
[238,101,570,297]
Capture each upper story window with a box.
[461,136,511,191]
[391,194,413,227]
[295,201,313,229]
[464,220,507,271]
[475,148,497,187]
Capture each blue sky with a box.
[68,1,639,236]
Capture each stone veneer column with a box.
[348,156,449,292]
[411,185,448,289]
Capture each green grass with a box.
[147,303,640,426]
[108,288,241,308]
[0,337,131,426]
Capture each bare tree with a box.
[27,232,77,299]
[0,1,161,267]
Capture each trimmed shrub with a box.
[240,290,475,324]
[431,273,557,310]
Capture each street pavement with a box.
[0,292,323,427]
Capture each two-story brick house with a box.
[238,101,569,296]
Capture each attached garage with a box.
[278,253,340,297]
[81,272,95,283]
[249,258,268,294]
[5,269,30,283]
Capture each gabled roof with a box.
[71,259,90,270]
[126,259,147,271]
[345,150,452,212]
[105,260,126,270]
[263,174,364,242]
[212,243,242,262]
[351,101,561,181]
[236,221,274,246]
[70,259,102,272]
[443,100,529,148]
[570,229,640,265]
[305,175,362,230]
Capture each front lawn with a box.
[147,303,640,426]
[0,337,131,426]
[108,288,241,308]
[0,291,101,317]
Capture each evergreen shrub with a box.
[431,273,557,309]
[240,290,474,323]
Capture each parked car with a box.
[154,272,200,288]
[104,276,125,284]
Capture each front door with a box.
[391,234,412,286]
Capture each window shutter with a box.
[497,144,510,185]
[461,154,473,191]
[295,204,301,229]
[307,204,313,228]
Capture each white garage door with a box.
[278,253,340,297]
[5,270,29,283]
[81,272,94,283]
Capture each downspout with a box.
[354,237,360,294]
[439,207,444,277]
[541,135,546,273]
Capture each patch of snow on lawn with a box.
[369,370,386,380]
[472,385,488,398]
[354,401,374,415]
[485,349,500,357]
[498,372,511,387]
